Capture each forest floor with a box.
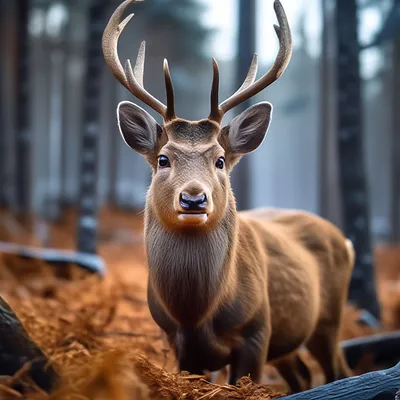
[0,207,400,399]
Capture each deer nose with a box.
[179,192,208,211]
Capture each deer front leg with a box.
[229,318,270,385]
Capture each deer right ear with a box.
[117,101,163,156]
[226,102,273,155]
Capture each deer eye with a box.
[158,155,170,168]
[215,157,225,170]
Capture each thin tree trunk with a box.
[106,51,119,206]
[0,0,5,207]
[319,1,345,227]
[14,0,31,221]
[46,46,66,221]
[391,32,400,242]
[319,0,330,217]
[0,40,5,208]
[108,112,120,207]
[335,0,380,318]
[230,0,256,211]
[76,1,106,254]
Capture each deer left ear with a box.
[117,101,163,156]
[226,102,273,155]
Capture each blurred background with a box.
[0,0,400,327]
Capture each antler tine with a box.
[102,0,136,92]
[163,59,176,121]
[209,57,222,121]
[134,40,146,88]
[103,0,171,119]
[217,0,292,118]
[209,55,257,121]
[125,60,167,116]
[232,54,259,96]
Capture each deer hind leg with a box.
[306,241,354,383]
[272,352,312,393]
[306,323,352,383]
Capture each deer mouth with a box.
[177,212,208,224]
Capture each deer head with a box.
[102,0,292,230]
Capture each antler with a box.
[209,0,292,123]
[102,0,176,121]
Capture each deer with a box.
[102,0,354,393]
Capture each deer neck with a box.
[144,199,237,327]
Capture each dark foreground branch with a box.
[281,362,400,400]
[0,295,58,391]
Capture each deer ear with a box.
[227,102,273,154]
[117,101,162,156]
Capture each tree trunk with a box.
[76,0,106,254]
[14,0,31,221]
[230,0,256,211]
[0,39,5,208]
[391,32,400,242]
[45,44,67,221]
[105,38,119,207]
[335,0,380,319]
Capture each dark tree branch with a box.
[0,295,58,392]
[0,241,106,275]
[281,362,400,400]
[342,331,400,369]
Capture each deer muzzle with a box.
[175,185,212,225]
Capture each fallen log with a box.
[0,241,105,275]
[342,331,400,369]
[0,295,58,392]
[281,362,400,400]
